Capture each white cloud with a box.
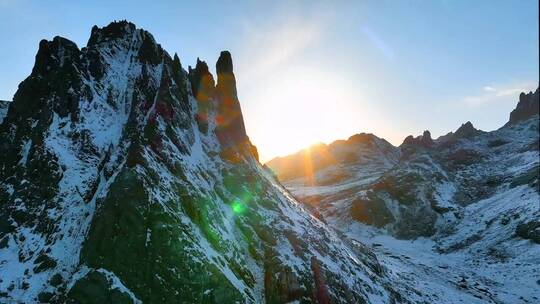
[463,82,537,107]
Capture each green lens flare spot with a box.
[232,201,246,214]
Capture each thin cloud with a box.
[235,17,325,83]
[362,26,394,60]
[463,82,537,107]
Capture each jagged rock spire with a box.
[188,51,254,160]
[87,20,137,46]
[402,130,433,148]
[216,50,233,75]
[188,58,214,100]
[507,87,539,125]
[214,51,248,149]
[421,130,433,146]
[33,36,81,75]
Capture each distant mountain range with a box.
[267,87,539,303]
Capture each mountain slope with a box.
[267,88,540,303]
[0,21,432,304]
[266,133,400,207]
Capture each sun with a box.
[241,65,370,162]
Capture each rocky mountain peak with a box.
[87,20,137,46]
[216,50,233,75]
[347,133,377,143]
[188,58,214,100]
[422,130,433,142]
[214,50,248,152]
[402,130,433,148]
[172,53,183,71]
[33,36,81,76]
[87,20,163,67]
[507,87,539,125]
[454,121,482,138]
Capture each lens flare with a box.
[232,200,247,214]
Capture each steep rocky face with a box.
[0,21,427,303]
[507,87,539,125]
[214,51,249,151]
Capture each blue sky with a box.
[0,0,538,161]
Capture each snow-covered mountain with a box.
[267,88,540,303]
[1,20,538,304]
[0,21,451,304]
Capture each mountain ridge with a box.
[267,86,539,170]
[268,88,539,182]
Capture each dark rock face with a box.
[401,135,415,146]
[87,20,136,46]
[67,270,135,304]
[369,169,440,238]
[515,220,540,244]
[188,58,214,100]
[215,50,233,74]
[187,51,254,162]
[507,87,539,125]
[422,130,433,144]
[349,195,394,228]
[188,58,215,134]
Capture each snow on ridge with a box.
[79,27,144,152]
[0,100,9,124]
[17,139,32,167]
